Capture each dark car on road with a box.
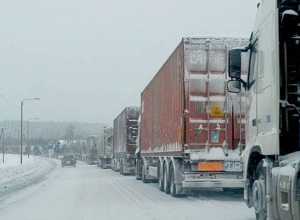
[61,154,76,167]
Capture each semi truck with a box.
[112,106,139,175]
[82,135,98,165]
[96,125,113,168]
[227,1,300,220]
[135,36,249,197]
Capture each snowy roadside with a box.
[0,154,57,200]
[0,154,40,183]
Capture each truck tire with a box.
[111,160,114,171]
[158,162,164,191]
[120,160,124,175]
[142,163,149,183]
[163,163,170,194]
[253,161,267,220]
[101,160,105,169]
[169,163,178,197]
[135,160,142,180]
[113,159,118,172]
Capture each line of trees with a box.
[0,120,104,148]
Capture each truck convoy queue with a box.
[80,1,300,220]
[81,36,248,195]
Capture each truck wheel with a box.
[111,161,114,171]
[135,160,142,180]
[120,160,124,175]
[112,159,116,171]
[169,163,178,197]
[253,161,267,220]
[163,163,170,194]
[158,162,164,191]
[113,160,118,172]
[142,163,148,183]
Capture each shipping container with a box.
[96,125,113,168]
[135,36,249,196]
[112,106,139,175]
[82,135,98,165]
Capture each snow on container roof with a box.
[142,36,249,95]
[126,106,140,119]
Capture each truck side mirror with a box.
[229,49,242,78]
[227,80,241,93]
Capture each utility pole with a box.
[17,129,19,156]
[2,128,4,163]
[0,128,4,163]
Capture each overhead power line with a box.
[0,92,20,109]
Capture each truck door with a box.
[247,39,259,142]
[255,22,275,143]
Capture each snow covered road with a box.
[0,160,256,220]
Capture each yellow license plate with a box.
[198,162,223,171]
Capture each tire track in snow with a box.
[97,168,253,220]
[99,169,190,220]
[0,158,56,203]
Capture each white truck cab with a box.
[227,1,300,220]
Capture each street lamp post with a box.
[27,118,39,158]
[20,98,40,164]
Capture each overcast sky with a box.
[0,0,258,123]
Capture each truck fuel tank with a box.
[271,152,300,220]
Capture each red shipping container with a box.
[140,37,248,160]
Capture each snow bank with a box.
[0,154,40,182]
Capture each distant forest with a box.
[0,120,104,146]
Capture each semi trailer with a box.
[227,0,300,219]
[135,36,249,197]
[83,135,98,165]
[112,106,139,175]
[97,125,113,168]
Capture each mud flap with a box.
[175,184,190,195]
[296,172,300,201]
[171,158,189,195]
